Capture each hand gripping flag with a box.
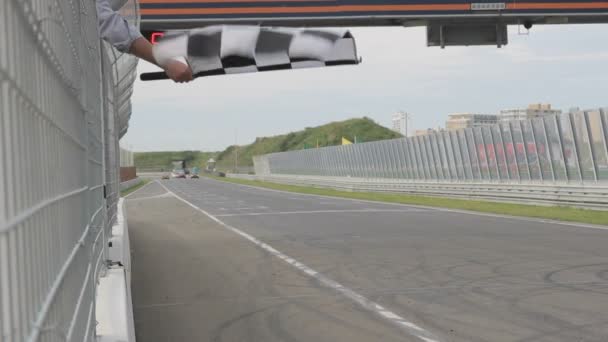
[141,25,360,81]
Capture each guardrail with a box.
[229,174,608,209]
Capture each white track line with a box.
[157,181,440,342]
[215,208,426,217]
[205,178,608,231]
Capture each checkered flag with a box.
[140,26,360,81]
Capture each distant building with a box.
[415,129,434,136]
[499,103,561,122]
[391,112,409,136]
[446,113,498,131]
[415,128,445,136]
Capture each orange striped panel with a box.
[508,2,608,9]
[140,4,472,15]
[141,0,337,3]
[140,2,608,16]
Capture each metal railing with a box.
[0,0,138,341]
[255,109,608,184]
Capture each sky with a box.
[121,24,608,152]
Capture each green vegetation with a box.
[134,117,401,171]
[121,178,150,197]
[215,117,401,170]
[207,175,608,226]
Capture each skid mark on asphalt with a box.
[158,181,441,342]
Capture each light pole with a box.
[234,129,238,173]
[399,111,412,137]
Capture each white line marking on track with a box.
[215,208,426,217]
[157,181,440,342]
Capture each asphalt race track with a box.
[127,178,608,342]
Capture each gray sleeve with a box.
[96,0,143,53]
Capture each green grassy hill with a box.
[135,117,401,171]
[214,117,401,170]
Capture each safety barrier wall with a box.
[0,1,138,342]
[252,110,608,208]
[120,167,137,182]
[256,109,608,184]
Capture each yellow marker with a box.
[342,137,353,145]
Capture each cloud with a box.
[124,25,608,151]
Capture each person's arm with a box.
[129,37,193,83]
[96,0,192,83]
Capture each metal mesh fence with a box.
[1,0,138,341]
[120,147,135,167]
[257,109,608,184]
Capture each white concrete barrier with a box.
[96,198,136,342]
